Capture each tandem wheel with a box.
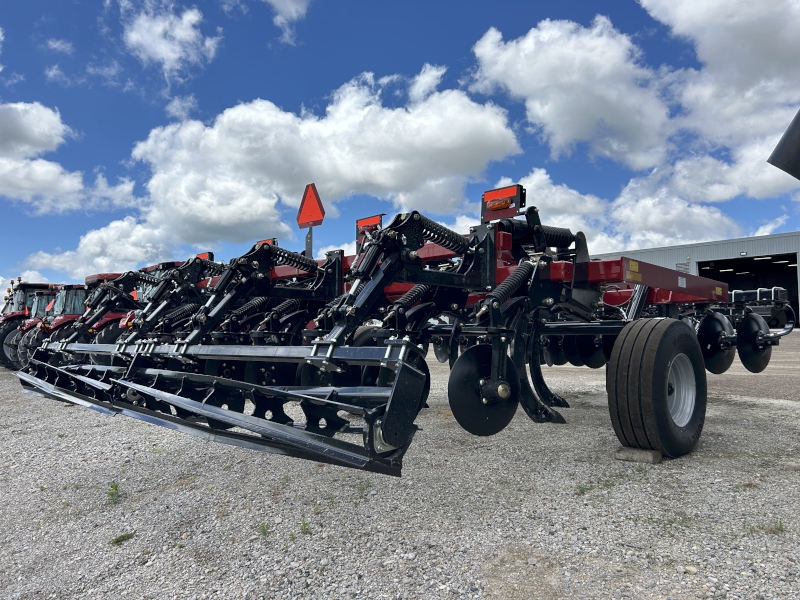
[606,318,707,458]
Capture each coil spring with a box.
[394,284,431,312]
[231,296,270,321]
[538,225,575,248]
[268,299,301,319]
[488,261,535,305]
[163,303,201,323]
[135,272,163,286]
[418,214,470,255]
[271,246,318,273]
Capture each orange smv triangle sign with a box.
[296,183,325,229]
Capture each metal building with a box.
[592,231,800,317]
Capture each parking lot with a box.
[1,336,799,599]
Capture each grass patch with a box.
[107,481,122,505]
[57,433,66,438]
[256,522,270,541]
[575,484,591,496]
[300,520,310,535]
[110,531,135,546]
[766,521,786,535]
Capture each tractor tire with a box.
[0,322,20,368]
[607,318,707,458]
[90,323,124,365]
[20,328,47,366]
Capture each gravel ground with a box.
[1,336,799,600]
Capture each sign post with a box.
[296,183,325,258]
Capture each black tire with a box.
[607,318,707,458]
[90,323,124,365]
[20,328,46,366]
[0,322,21,368]
[7,330,24,370]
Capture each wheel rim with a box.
[667,353,696,427]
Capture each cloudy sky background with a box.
[1,0,799,292]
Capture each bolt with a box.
[486,286,492,291]
[538,260,547,269]
[492,301,500,309]
[327,268,333,273]
[497,383,511,399]
[543,297,554,306]
[413,213,420,220]
[450,303,459,310]
[479,379,486,386]
[408,250,418,260]
[260,367,266,373]
[482,398,488,405]
[478,248,485,254]
[387,230,397,238]
[500,336,506,342]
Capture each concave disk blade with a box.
[448,344,519,436]
[563,336,584,367]
[737,312,772,373]
[697,312,735,374]
[576,335,605,369]
[433,338,451,363]
[548,336,568,366]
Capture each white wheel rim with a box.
[667,353,696,427]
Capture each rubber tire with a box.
[0,322,20,368]
[91,323,124,365]
[21,328,46,366]
[607,318,707,458]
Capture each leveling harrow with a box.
[16,184,796,476]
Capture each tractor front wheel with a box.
[607,318,707,458]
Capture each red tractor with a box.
[1,280,53,368]
[5,289,59,370]
[16,284,90,369]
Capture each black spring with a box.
[394,284,431,312]
[163,303,201,323]
[135,272,163,285]
[270,246,318,273]
[231,296,270,321]
[488,261,535,305]
[268,299,301,318]
[418,214,470,255]
[537,225,575,248]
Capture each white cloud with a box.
[639,0,800,202]
[122,3,222,83]
[261,0,310,44]
[86,60,123,85]
[46,39,75,54]
[165,94,198,120]
[753,215,789,237]
[0,27,5,73]
[409,64,446,104]
[471,17,672,170]
[316,240,357,260]
[27,216,172,278]
[19,270,48,283]
[0,102,137,213]
[44,64,79,86]
[32,67,518,276]
[608,175,741,251]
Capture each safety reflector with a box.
[46,299,55,311]
[296,183,325,229]
[196,252,214,261]
[481,184,526,223]
[131,288,138,301]
[356,214,384,253]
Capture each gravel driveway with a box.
[1,336,799,600]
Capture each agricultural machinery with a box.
[16,182,795,476]
[1,280,52,368]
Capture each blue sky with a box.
[1,0,799,286]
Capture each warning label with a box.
[678,277,687,288]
